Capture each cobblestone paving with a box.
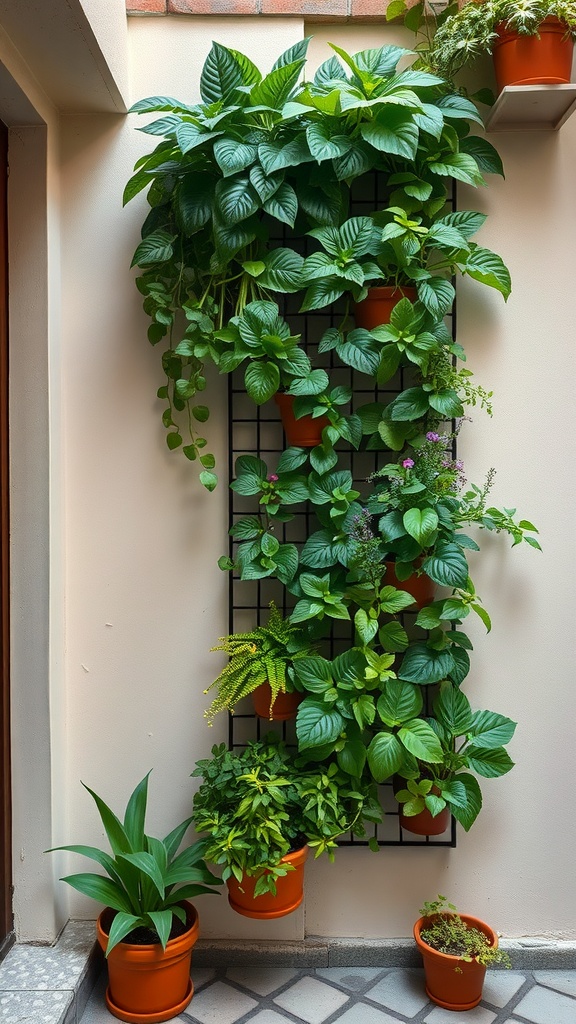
[79,965,576,1024]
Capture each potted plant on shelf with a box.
[191,736,381,918]
[203,601,315,722]
[424,0,576,93]
[46,773,222,1023]
[414,895,511,1010]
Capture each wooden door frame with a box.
[0,118,13,953]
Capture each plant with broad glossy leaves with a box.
[392,682,517,830]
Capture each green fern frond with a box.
[203,603,313,723]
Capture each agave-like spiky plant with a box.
[203,602,314,722]
[47,773,221,954]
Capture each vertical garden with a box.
[125,36,540,915]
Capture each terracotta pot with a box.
[274,393,329,448]
[97,902,198,1023]
[354,286,418,330]
[493,18,573,92]
[399,790,450,838]
[384,561,434,610]
[226,845,308,919]
[414,914,498,1010]
[252,683,302,721]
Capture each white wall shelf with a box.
[485,84,576,132]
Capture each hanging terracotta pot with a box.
[274,393,329,448]
[97,901,199,1023]
[400,791,450,837]
[493,18,573,92]
[252,683,303,721]
[355,285,418,330]
[414,914,498,1010]
[226,845,308,919]
[384,561,434,610]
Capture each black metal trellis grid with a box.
[226,172,457,848]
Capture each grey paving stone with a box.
[0,989,73,1023]
[326,938,419,968]
[191,967,217,991]
[226,967,298,996]
[316,967,386,991]
[423,1005,496,1024]
[365,968,428,1017]
[533,970,576,998]
[501,940,576,969]
[331,1002,406,1024]
[245,1012,297,1024]
[481,972,527,1007]
[512,984,576,1024]
[194,940,329,968]
[0,940,92,990]
[273,976,350,1024]
[186,980,257,1024]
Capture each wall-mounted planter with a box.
[226,846,308,919]
[493,18,573,92]
[252,683,302,721]
[274,393,329,447]
[384,561,434,610]
[354,286,418,330]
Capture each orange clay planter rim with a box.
[493,18,573,90]
[384,561,435,610]
[354,285,418,330]
[393,780,451,836]
[251,682,303,720]
[97,902,198,1024]
[226,846,308,919]
[414,914,497,1011]
[273,393,329,448]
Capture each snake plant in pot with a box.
[47,773,221,1023]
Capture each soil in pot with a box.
[384,561,434,610]
[355,286,418,330]
[414,914,498,1010]
[226,845,308,919]
[97,902,198,1024]
[493,18,574,91]
[274,393,329,448]
[252,683,302,721]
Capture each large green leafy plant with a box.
[192,736,381,894]
[47,773,221,954]
[127,36,539,843]
[125,38,504,488]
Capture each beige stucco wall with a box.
[6,10,575,942]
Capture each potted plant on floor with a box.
[47,773,222,1023]
[192,736,381,918]
[203,601,315,722]
[414,895,511,1010]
